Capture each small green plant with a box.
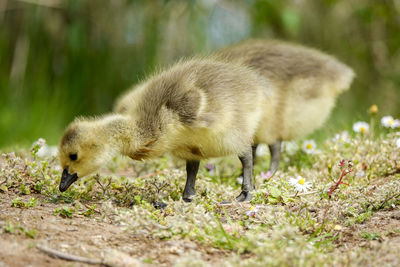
[82,204,97,217]
[33,181,44,193]
[11,197,38,208]
[49,193,75,204]
[205,220,253,253]
[54,206,75,218]
[0,184,8,192]
[360,232,381,240]
[142,258,153,264]
[3,221,36,238]
[20,184,31,195]
[24,228,37,239]
[4,221,16,234]
[356,211,372,223]
[267,186,283,204]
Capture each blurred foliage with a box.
[0,0,399,147]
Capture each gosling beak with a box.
[59,168,78,192]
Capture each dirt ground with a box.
[1,191,400,267]
[0,193,232,267]
[337,209,400,266]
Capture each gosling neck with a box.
[96,114,137,156]
[98,114,163,160]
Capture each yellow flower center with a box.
[306,144,312,149]
[249,206,255,211]
[298,178,305,185]
[360,127,366,134]
[388,119,394,125]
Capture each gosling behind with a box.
[213,39,355,173]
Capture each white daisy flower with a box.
[392,119,400,128]
[333,131,350,143]
[32,138,58,158]
[302,140,316,154]
[284,141,299,155]
[31,138,58,158]
[246,205,262,217]
[289,176,312,192]
[256,144,269,157]
[356,171,365,178]
[352,121,369,134]
[381,116,400,128]
[32,138,46,149]
[37,146,58,158]
[396,138,400,148]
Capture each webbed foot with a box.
[152,201,167,209]
[236,191,252,202]
[183,194,195,203]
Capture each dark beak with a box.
[59,168,78,192]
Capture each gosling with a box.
[115,40,355,196]
[59,59,273,202]
[212,39,355,174]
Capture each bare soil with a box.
[0,193,231,267]
[1,193,400,266]
[338,209,400,266]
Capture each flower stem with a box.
[328,168,352,198]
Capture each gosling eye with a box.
[69,153,78,161]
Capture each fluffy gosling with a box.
[213,39,355,174]
[59,59,273,201]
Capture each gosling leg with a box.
[252,144,258,165]
[268,140,282,174]
[238,144,257,181]
[236,147,254,202]
[182,160,200,202]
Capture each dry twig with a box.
[36,245,110,266]
[289,190,319,198]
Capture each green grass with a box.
[0,117,400,265]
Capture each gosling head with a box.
[58,120,115,192]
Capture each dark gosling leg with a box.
[268,140,282,174]
[238,144,258,180]
[252,144,258,166]
[236,147,254,202]
[183,160,200,202]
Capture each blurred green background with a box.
[1,0,400,148]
